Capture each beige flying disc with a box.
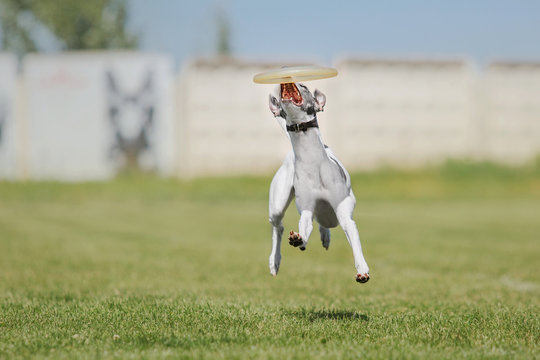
[253,65,338,84]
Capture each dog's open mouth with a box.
[281,83,303,106]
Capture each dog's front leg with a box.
[289,210,313,251]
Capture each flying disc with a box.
[253,66,338,84]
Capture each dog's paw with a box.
[269,255,281,277]
[288,231,304,248]
[356,273,370,283]
[269,264,279,277]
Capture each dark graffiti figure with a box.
[106,70,156,171]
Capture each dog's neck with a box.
[287,121,328,165]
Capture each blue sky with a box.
[129,0,540,67]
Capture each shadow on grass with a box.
[288,308,369,322]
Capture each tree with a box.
[215,5,230,56]
[0,0,38,56]
[0,0,137,56]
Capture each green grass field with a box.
[1,161,539,359]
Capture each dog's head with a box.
[268,83,326,124]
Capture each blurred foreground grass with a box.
[0,160,539,359]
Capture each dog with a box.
[267,82,370,283]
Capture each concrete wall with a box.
[176,58,297,177]
[480,62,540,163]
[177,57,540,176]
[22,52,174,180]
[326,59,477,169]
[0,53,19,178]
[0,52,539,180]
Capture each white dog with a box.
[267,82,370,283]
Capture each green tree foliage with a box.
[0,0,37,55]
[215,6,230,56]
[0,0,137,56]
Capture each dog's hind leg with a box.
[319,225,331,250]
[336,195,370,283]
[269,152,295,276]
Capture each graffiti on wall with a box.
[105,70,156,171]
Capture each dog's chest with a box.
[293,159,347,205]
[293,160,324,191]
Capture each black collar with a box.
[286,117,319,132]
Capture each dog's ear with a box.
[314,89,326,112]
[269,95,281,117]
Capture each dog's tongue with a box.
[281,83,303,106]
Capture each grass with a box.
[0,160,539,359]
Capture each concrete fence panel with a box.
[176,58,292,177]
[23,52,175,180]
[329,58,476,170]
[481,62,540,163]
[0,53,19,179]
